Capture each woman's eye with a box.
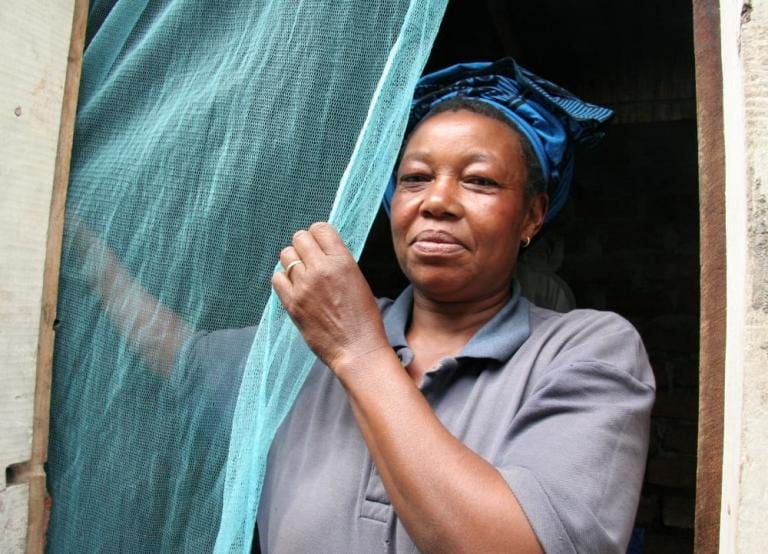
[398,174,431,185]
[465,176,500,188]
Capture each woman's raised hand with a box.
[271,222,391,376]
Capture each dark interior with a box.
[359,1,700,551]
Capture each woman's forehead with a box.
[402,110,524,163]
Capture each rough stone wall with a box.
[719,0,768,551]
[0,1,76,551]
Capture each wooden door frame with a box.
[692,0,726,552]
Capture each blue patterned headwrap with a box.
[383,58,614,222]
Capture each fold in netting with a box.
[47,1,447,552]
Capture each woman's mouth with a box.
[410,230,466,255]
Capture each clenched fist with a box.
[271,222,391,378]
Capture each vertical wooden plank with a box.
[691,1,726,552]
[26,1,89,553]
[0,0,86,552]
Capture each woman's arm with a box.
[338,347,542,553]
[71,221,192,373]
[272,222,542,553]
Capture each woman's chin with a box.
[408,272,479,303]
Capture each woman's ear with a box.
[523,193,549,240]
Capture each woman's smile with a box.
[410,229,466,256]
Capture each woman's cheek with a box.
[389,200,410,251]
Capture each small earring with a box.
[521,236,531,248]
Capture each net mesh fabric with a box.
[47,0,446,551]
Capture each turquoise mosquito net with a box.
[47,0,447,551]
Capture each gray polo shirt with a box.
[255,285,655,553]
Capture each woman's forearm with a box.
[335,350,543,554]
[82,233,191,373]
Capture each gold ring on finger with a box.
[284,259,303,278]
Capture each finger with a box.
[292,228,325,266]
[271,271,293,306]
[278,246,306,280]
[308,222,349,256]
[278,245,301,268]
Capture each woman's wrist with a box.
[330,343,402,387]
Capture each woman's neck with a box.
[404,286,512,383]
[411,287,511,336]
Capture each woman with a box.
[260,60,655,553]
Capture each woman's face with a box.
[391,109,547,302]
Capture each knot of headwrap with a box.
[383,58,614,222]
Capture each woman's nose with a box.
[419,177,463,219]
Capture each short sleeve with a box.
[171,326,256,432]
[498,311,655,553]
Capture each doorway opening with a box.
[360,2,701,551]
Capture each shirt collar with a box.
[382,282,531,363]
[382,286,413,350]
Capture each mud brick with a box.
[646,454,697,489]
[662,421,698,455]
[662,494,695,529]
[653,389,699,421]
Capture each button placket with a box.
[360,458,391,522]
